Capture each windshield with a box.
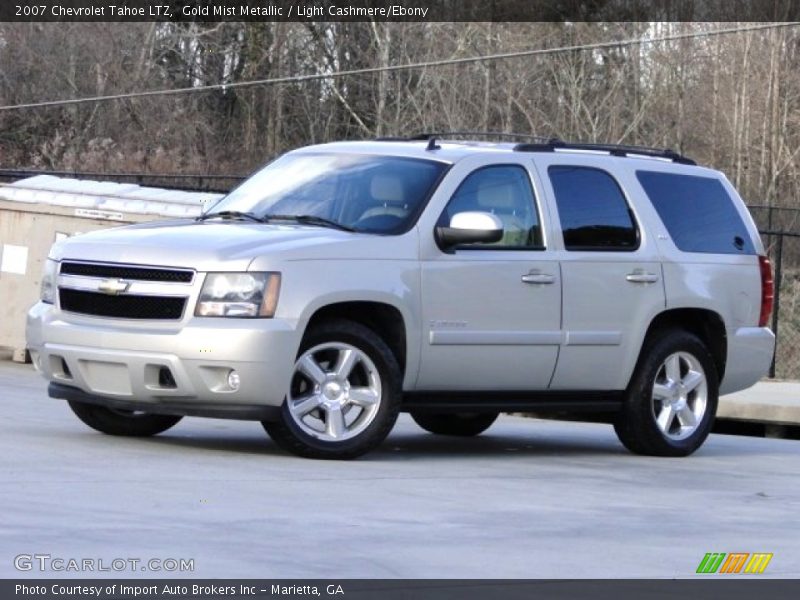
[206,153,448,233]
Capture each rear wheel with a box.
[614,330,718,457]
[262,319,401,459]
[411,412,498,437]
[68,401,182,437]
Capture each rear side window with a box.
[548,166,638,251]
[636,171,754,254]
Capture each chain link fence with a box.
[749,205,800,379]
[749,205,800,233]
[761,231,800,379]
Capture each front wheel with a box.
[614,330,718,457]
[68,401,182,437]
[411,412,498,437]
[262,319,401,459]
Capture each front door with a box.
[416,161,561,390]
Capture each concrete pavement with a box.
[1,360,799,579]
[720,381,800,426]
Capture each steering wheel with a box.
[353,214,405,231]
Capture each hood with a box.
[50,219,362,271]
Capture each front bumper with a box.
[47,382,281,420]
[26,302,300,416]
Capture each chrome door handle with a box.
[626,271,659,284]
[521,273,556,285]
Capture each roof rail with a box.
[409,131,552,143]
[513,139,696,165]
[375,132,551,144]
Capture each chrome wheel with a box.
[287,342,382,442]
[651,351,708,441]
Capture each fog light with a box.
[227,370,241,391]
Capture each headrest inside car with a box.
[477,181,515,210]
[370,175,405,204]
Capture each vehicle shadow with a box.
[134,424,632,460]
[373,430,628,459]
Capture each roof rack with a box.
[374,132,553,152]
[513,139,696,165]
[375,132,552,144]
[409,131,553,143]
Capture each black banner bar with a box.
[2,0,800,23]
[4,580,800,600]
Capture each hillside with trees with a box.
[0,22,798,210]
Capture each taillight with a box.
[759,255,774,327]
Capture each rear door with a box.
[533,156,666,390]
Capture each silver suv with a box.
[26,137,776,459]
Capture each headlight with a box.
[40,259,58,304]
[195,272,281,318]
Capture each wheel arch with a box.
[302,299,412,385]
[636,308,727,384]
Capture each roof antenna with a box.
[426,137,440,151]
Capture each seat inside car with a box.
[359,174,409,221]
[475,179,528,246]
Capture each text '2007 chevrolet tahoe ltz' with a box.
[26,136,776,459]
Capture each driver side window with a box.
[438,165,543,249]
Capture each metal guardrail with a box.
[0,168,246,193]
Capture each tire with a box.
[614,330,719,457]
[411,412,498,437]
[262,319,401,460]
[68,400,182,437]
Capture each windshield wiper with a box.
[196,210,267,223]
[263,214,356,232]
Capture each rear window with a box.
[636,171,754,254]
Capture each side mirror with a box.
[436,211,503,249]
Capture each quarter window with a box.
[548,166,638,251]
[636,171,754,254]
[438,165,543,249]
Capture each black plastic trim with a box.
[60,261,194,283]
[58,288,187,320]
[453,245,547,252]
[514,139,697,165]
[407,132,552,143]
[48,382,281,421]
[402,390,623,413]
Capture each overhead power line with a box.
[0,21,798,112]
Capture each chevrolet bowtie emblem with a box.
[97,278,131,295]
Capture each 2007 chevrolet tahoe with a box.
[26,136,775,459]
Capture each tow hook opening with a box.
[158,367,177,389]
